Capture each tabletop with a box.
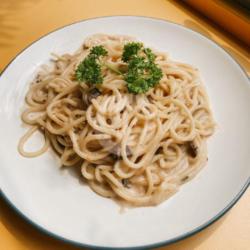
[0,1,249,250]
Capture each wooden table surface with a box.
[0,1,249,250]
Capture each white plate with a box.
[0,16,249,249]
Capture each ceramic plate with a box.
[0,16,249,249]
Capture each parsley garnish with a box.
[122,43,163,94]
[75,45,107,85]
[76,43,163,94]
[122,42,143,62]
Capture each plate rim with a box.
[0,15,249,250]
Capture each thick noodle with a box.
[18,34,215,206]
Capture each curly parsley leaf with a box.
[76,43,163,94]
[122,43,163,94]
[90,45,108,57]
[75,45,108,85]
[122,42,143,62]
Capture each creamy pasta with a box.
[18,34,215,206]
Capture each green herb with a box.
[89,45,108,57]
[122,42,143,62]
[76,43,163,94]
[143,48,156,62]
[75,45,108,85]
[122,43,163,94]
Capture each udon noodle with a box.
[18,34,215,206]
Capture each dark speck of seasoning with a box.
[82,88,101,108]
[181,176,189,182]
[35,74,41,83]
[156,147,163,154]
[187,141,198,158]
[88,88,101,101]
[110,153,120,161]
[107,118,112,125]
[122,179,130,188]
